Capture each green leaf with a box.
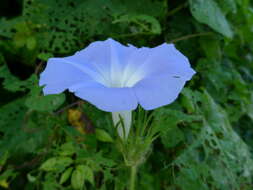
[189,0,233,38]
[83,165,94,185]
[247,94,253,120]
[27,173,37,183]
[0,63,37,92]
[25,86,65,111]
[95,129,114,143]
[199,36,221,59]
[38,52,53,61]
[161,126,184,148]
[215,0,237,14]
[60,167,73,185]
[181,88,196,113]
[40,157,73,172]
[154,107,202,133]
[13,22,33,48]
[0,169,17,181]
[42,173,59,190]
[0,151,9,166]
[113,14,161,34]
[59,142,76,156]
[0,97,27,136]
[71,165,94,189]
[71,165,85,190]
[0,18,21,38]
[26,36,37,50]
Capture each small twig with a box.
[112,32,152,39]
[81,113,95,134]
[168,32,213,43]
[167,2,188,17]
[15,153,45,170]
[34,61,44,75]
[54,100,82,115]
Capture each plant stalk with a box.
[129,165,137,190]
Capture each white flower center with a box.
[97,65,144,88]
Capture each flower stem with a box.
[129,165,137,190]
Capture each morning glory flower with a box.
[39,38,195,138]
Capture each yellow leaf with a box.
[0,179,9,188]
[68,109,85,134]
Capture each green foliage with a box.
[189,0,233,37]
[95,129,114,143]
[40,157,73,172]
[0,0,253,189]
[25,86,66,112]
[170,91,253,190]
[71,165,94,188]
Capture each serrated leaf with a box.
[25,86,65,111]
[0,63,37,92]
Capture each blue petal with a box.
[39,58,94,95]
[39,39,195,112]
[40,39,137,95]
[126,43,195,83]
[70,81,138,112]
[133,75,189,110]
[67,38,137,86]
